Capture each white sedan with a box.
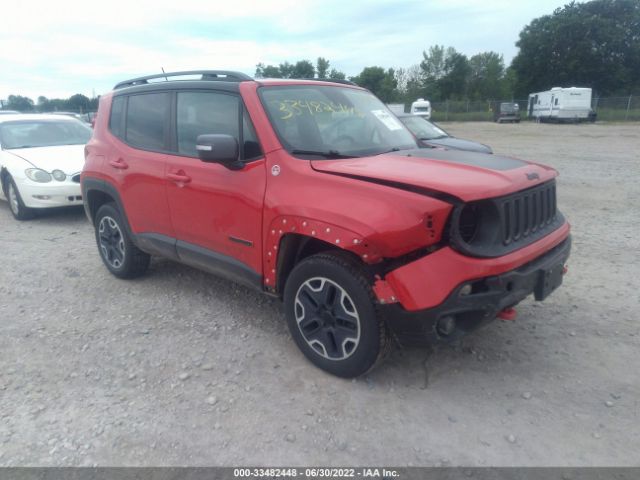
[0,114,92,220]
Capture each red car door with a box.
[107,92,174,239]
[165,91,266,284]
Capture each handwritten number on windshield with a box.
[278,100,359,120]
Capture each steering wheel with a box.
[323,116,363,147]
[333,134,357,148]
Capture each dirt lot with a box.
[1,122,639,467]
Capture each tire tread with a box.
[285,251,391,377]
[95,202,150,279]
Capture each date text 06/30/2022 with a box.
[233,467,400,478]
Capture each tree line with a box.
[2,0,638,111]
[253,49,512,105]
[2,94,98,113]
[253,0,639,104]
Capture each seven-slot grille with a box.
[499,180,557,245]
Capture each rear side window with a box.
[126,93,170,150]
[109,96,125,139]
[177,91,239,157]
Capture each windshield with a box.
[399,116,449,140]
[0,119,92,149]
[500,103,519,113]
[260,85,417,157]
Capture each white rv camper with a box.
[527,87,596,122]
[410,98,431,119]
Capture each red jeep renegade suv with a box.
[82,71,571,377]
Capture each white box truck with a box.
[527,87,596,122]
[410,98,432,119]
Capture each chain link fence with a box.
[408,96,639,122]
[4,96,639,122]
[592,96,640,121]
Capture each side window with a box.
[243,109,263,160]
[177,91,239,157]
[109,96,125,139]
[125,93,169,150]
[554,98,559,106]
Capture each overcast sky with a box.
[0,0,576,101]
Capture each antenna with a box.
[161,67,168,82]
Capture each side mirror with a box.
[196,134,243,170]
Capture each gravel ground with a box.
[0,121,638,466]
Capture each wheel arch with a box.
[274,233,371,298]
[82,177,134,238]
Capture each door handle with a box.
[109,158,128,169]
[167,172,192,184]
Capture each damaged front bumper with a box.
[379,229,571,347]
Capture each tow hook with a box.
[498,307,517,321]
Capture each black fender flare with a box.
[82,177,135,241]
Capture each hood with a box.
[311,149,557,203]
[424,137,493,154]
[5,144,85,174]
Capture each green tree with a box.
[467,52,506,100]
[395,65,424,105]
[255,63,282,78]
[316,57,330,78]
[502,67,518,100]
[420,45,446,100]
[439,50,471,100]
[351,66,398,102]
[278,62,295,78]
[511,0,640,96]
[5,95,34,112]
[421,45,472,100]
[68,93,91,113]
[291,60,315,79]
[37,96,50,112]
[256,59,341,79]
[48,99,68,111]
[328,68,346,80]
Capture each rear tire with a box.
[94,202,150,279]
[5,177,35,220]
[284,253,390,377]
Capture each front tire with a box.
[94,202,150,279]
[5,177,35,220]
[284,253,390,377]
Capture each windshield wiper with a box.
[374,147,404,156]
[291,149,357,159]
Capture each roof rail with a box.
[298,77,358,86]
[113,70,253,90]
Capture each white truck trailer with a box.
[527,87,596,122]
[410,98,432,119]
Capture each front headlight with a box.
[25,168,52,183]
[51,169,66,181]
